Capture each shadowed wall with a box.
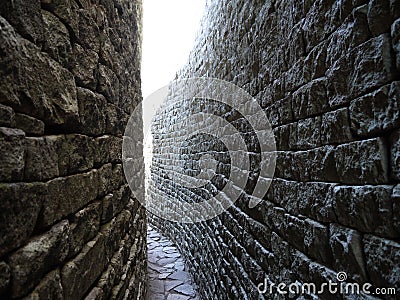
[0,0,146,299]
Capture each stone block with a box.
[304,218,332,265]
[297,182,337,223]
[9,220,69,298]
[392,18,400,70]
[350,81,400,137]
[76,88,107,136]
[0,261,10,295]
[101,185,131,224]
[0,16,79,127]
[109,234,133,283]
[71,44,99,90]
[99,33,120,74]
[292,78,329,120]
[109,136,123,163]
[390,129,400,180]
[24,137,59,181]
[329,224,367,283]
[327,34,396,107]
[94,135,111,166]
[97,163,113,198]
[364,235,400,292]
[105,103,129,136]
[98,64,119,103]
[14,113,45,136]
[307,262,337,298]
[321,108,352,144]
[41,0,79,36]
[0,0,44,44]
[101,209,132,261]
[58,134,95,175]
[41,9,72,68]
[283,214,306,254]
[274,151,292,179]
[350,33,397,98]
[367,0,400,36]
[297,116,321,149]
[22,269,63,300]
[273,124,290,151]
[335,138,388,184]
[0,104,14,127]
[0,127,25,182]
[291,145,338,182]
[96,264,116,299]
[392,184,400,235]
[0,182,43,256]
[290,249,311,283]
[77,8,101,52]
[331,185,398,237]
[284,60,306,92]
[61,234,106,300]
[84,287,103,300]
[325,4,370,66]
[40,170,99,227]
[303,40,327,80]
[69,202,101,257]
[111,164,127,190]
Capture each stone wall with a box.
[149,0,400,299]
[0,0,146,299]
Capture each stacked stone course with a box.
[0,0,146,299]
[150,0,400,299]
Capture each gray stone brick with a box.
[331,185,398,237]
[0,17,79,127]
[329,224,367,283]
[40,170,99,227]
[71,44,99,90]
[327,34,397,107]
[14,113,45,136]
[77,88,107,136]
[69,202,101,257]
[57,134,95,175]
[321,108,352,144]
[0,127,25,182]
[367,0,400,36]
[41,9,72,68]
[0,261,10,295]
[392,18,400,70]
[335,138,389,184]
[364,235,400,293]
[350,81,400,137]
[61,234,106,300]
[0,182,43,256]
[24,136,59,181]
[0,104,14,127]
[22,269,63,300]
[9,221,70,298]
[390,129,400,180]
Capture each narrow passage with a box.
[146,225,199,300]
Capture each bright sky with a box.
[141,0,206,100]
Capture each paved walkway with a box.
[146,225,199,300]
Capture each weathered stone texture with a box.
[149,0,400,299]
[9,221,70,298]
[0,0,146,299]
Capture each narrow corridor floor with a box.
[147,225,199,300]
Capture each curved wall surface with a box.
[0,0,146,299]
[149,0,400,299]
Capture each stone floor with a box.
[146,225,199,300]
